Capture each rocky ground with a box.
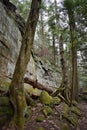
[24,101,87,130]
[1,100,87,130]
[78,101,87,130]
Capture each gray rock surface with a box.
[0,1,61,90]
[0,1,36,80]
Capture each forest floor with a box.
[24,101,87,130]
[77,101,87,130]
[1,100,87,130]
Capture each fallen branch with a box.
[24,77,53,94]
[0,75,53,94]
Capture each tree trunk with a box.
[52,34,56,64]
[71,37,78,101]
[59,35,70,101]
[68,8,78,102]
[9,0,41,129]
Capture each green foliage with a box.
[47,1,59,35]
[11,0,31,20]
[64,0,75,11]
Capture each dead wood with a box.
[24,77,53,94]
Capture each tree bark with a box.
[71,36,78,101]
[52,34,56,65]
[67,4,78,102]
[59,35,70,102]
[9,0,41,129]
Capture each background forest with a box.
[11,0,87,97]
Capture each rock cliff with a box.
[0,2,61,127]
[0,1,61,92]
[0,1,36,80]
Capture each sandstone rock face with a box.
[34,56,61,89]
[0,1,61,91]
[0,1,36,80]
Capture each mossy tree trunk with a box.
[9,0,41,129]
[70,27,78,102]
[64,0,78,102]
[59,35,70,102]
[69,12,78,102]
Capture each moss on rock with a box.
[40,91,53,105]
[42,106,53,117]
[0,96,13,116]
[69,114,78,127]
[36,115,45,122]
[0,106,13,116]
[62,113,78,127]
[63,103,69,115]
[0,97,10,106]
[0,96,13,127]
[0,80,10,92]
[71,106,81,116]
[53,97,61,105]
[38,127,45,130]
[60,123,70,130]
[72,100,78,106]
[24,84,41,96]
[62,103,78,127]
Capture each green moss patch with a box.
[62,103,79,127]
[40,91,53,105]
[53,97,61,105]
[0,96,13,117]
[24,106,32,119]
[71,106,81,116]
[24,84,41,96]
[36,115,45,122]
[37,127,45,130]
[60,123,70,130]
[62,112,78,127]
[42,106,53,117]
[0,80,11,92]
[0,97,10,106]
